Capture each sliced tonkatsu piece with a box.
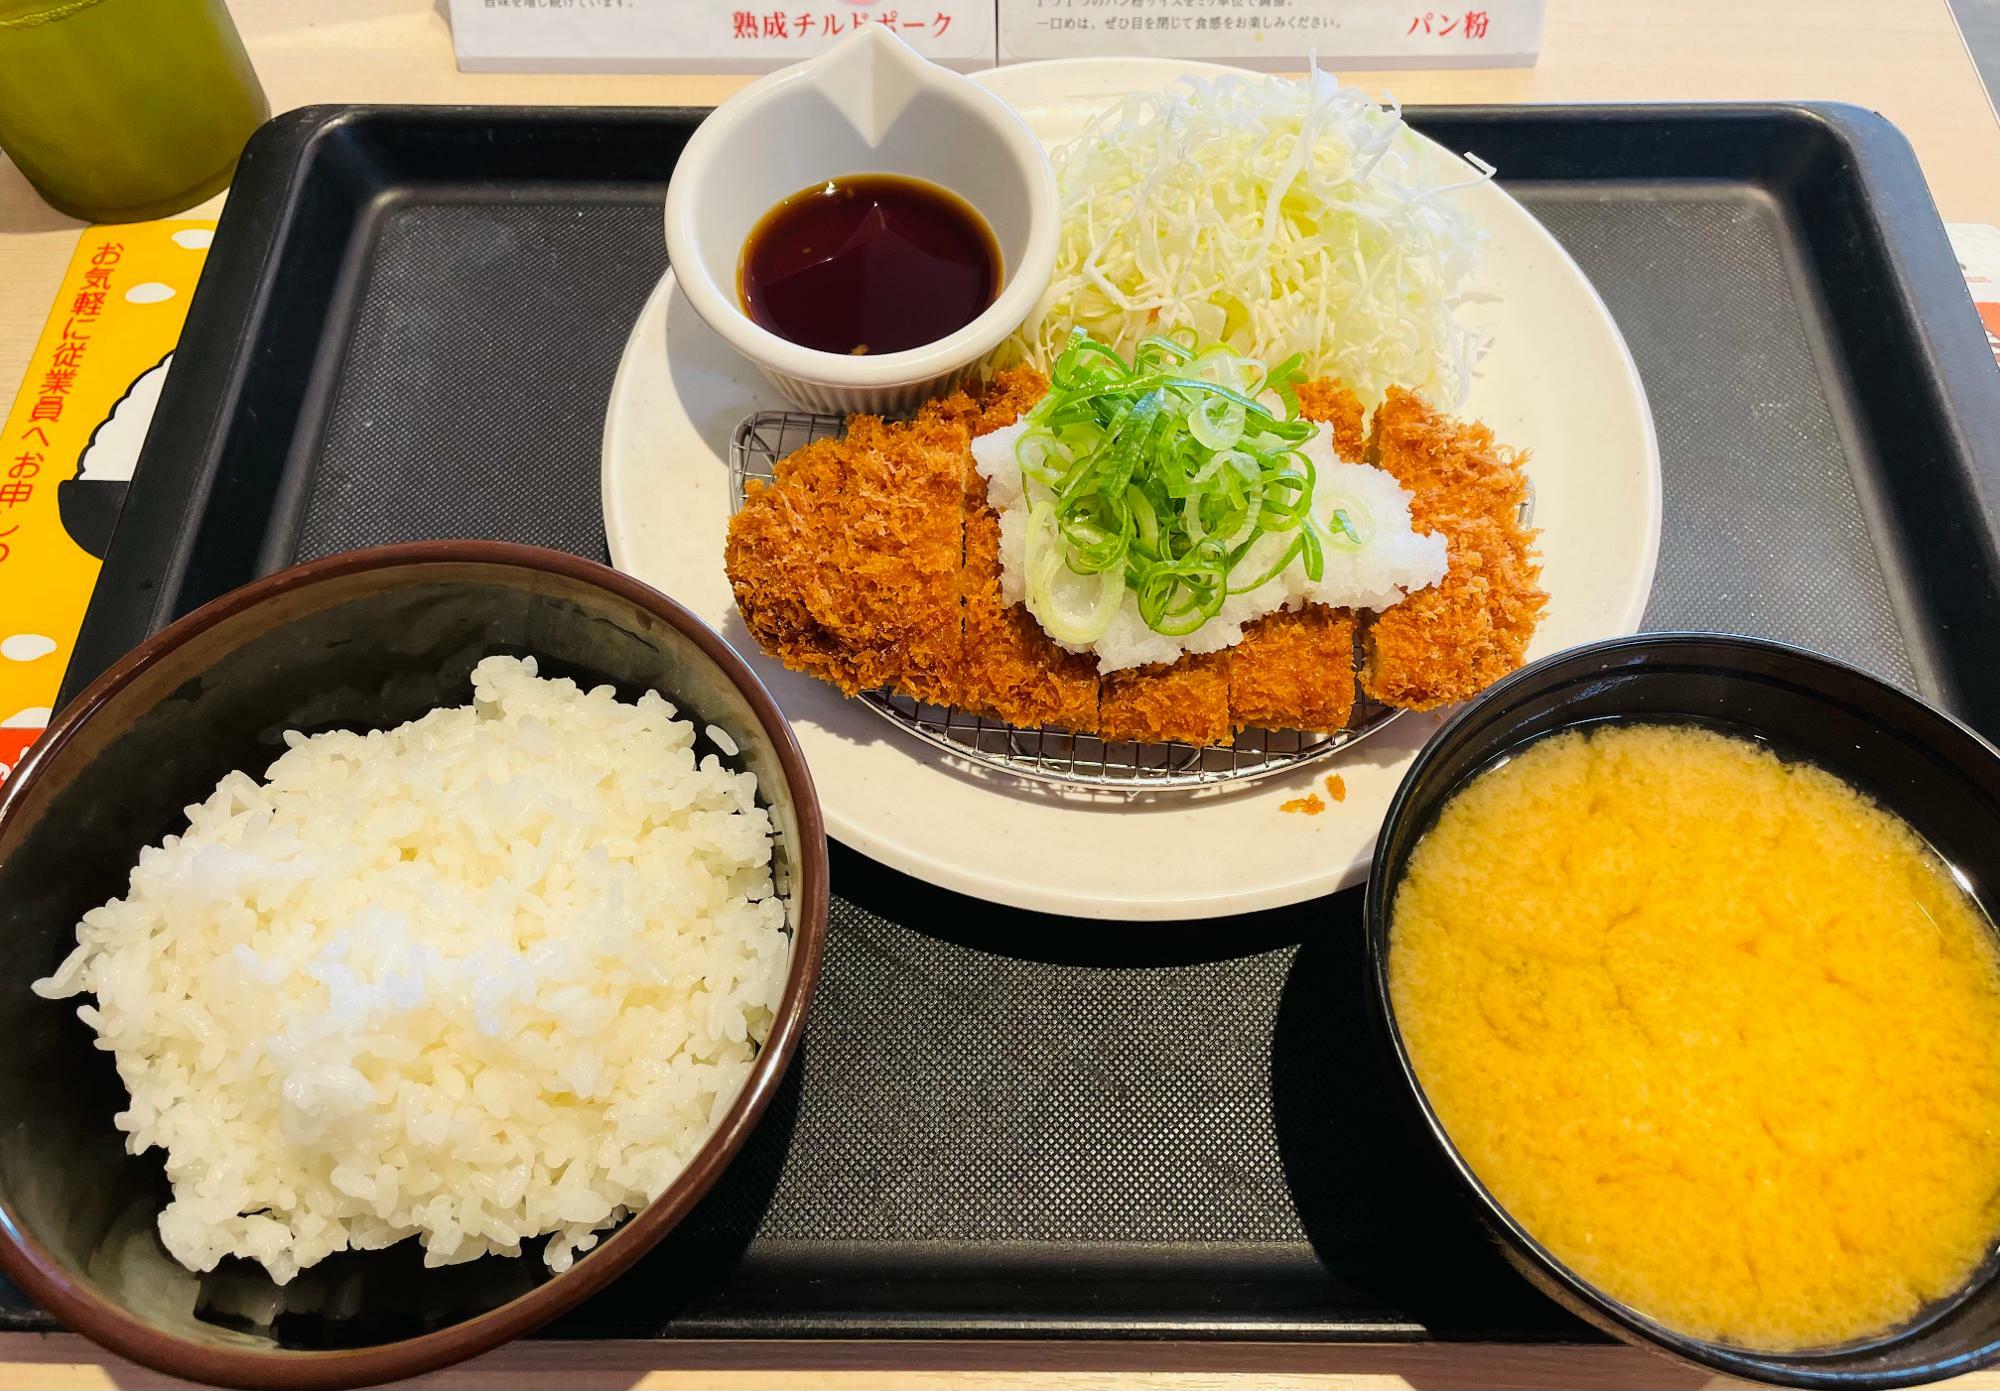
[724,411,967,704]
[919,364,1047,438]
[1228,606,1357,733]
[1295,378,1368,462]
[1099,652,1232,747]
[1360,387,1545,711]
[1221,376,1369,733]
[917,367,1100,729]
[958,473,1101,731]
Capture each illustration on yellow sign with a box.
[0,219,213,783]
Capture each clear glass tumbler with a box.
[0,0,270,223]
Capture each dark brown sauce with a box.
[738,174,1001,356]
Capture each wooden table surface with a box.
[3,0,1999,1385]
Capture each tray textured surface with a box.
[1532,191,1914,684]
[296,199,654,563]
[18,105,2000,1343]
[547,867,1568,1340]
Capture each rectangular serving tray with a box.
[11,100,2000,1346]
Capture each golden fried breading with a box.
[1217,376,1368,733]
[933,366,1099,728]
[724,412,967,703]
[1228,606,1357,732]
[959,469,1099,731]
[1370,385,1532,529]
[1360,387,1545,710]
[920,365,1048,439]
[1100,653,1231,746]
[1295,378,1368,462]
[1361,519,1542,710]
[726,368,1539,739]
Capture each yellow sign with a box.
[0,219,214,782]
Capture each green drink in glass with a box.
[0,0,269,223]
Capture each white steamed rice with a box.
[33,655,791,1285]
[972,422,1447,672]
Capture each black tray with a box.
[13,101,2000,1346]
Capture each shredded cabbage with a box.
[990,65,1493,407]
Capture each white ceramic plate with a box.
[601,58,1662,920]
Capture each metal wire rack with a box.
[728,409,1407,793]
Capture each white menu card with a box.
[449,0,999,73]
[450,0,1542,72]
[998,0,1543,67]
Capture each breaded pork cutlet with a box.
[1229,607,1357,733]
[920,369,1101,731]
[1295,378,1368,461]
[725,411,966,704]
[1100,653,1232,746]
[1222,377,1367,734]
[725,365,1540,742]
[959,479,1101,731]
[919,364,1046,438]
[1360,387,1545,710]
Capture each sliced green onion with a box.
[1025,501,1125,644]
[1324,499,1375,550]
[1013,332,1335,640]
[1187,396,1247,451]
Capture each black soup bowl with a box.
[1364,632,2000,1389]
